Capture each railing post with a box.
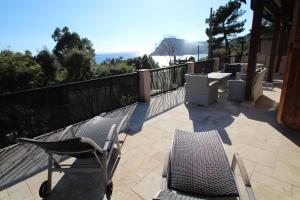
[213,58,220,72]
[187,62,194,74]
[138,69,151,102]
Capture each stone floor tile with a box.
[118,149,148,172]
[273,161,300,187]
[292,186,300,200]
[26,170,47,196]
[113,160,136,182]
[234,144,277,167]
[152,151,168,163]
[252,180,293,200]
[251,171,292,196]
[116,171,141,188]
[234,157,256,178]
[110,188,142,200]
[277,151,300,168]
[134,157,161,178]
[7,182,32,200]
[279,139,300,154]
[0,190,9,200]
[253,163,274,177]
[132,172,161,200]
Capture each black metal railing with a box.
[218,56,243,71]
[0,73,139,148]
[194,59,215,74]
[150,64,187,96]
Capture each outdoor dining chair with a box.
[154,129,255,200]
[17,114,128,200]
[184,74,219,106]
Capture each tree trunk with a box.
[208,8,213,59]
[223,23,230,57]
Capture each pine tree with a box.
[206,0,246,57]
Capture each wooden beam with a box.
[267,16,281,82]
[245,0,264,100]
[277,0,300,126]
[264,0,281,17]
[275,22,287,73]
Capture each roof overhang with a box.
[250,0,281,22]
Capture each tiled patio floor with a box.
[1,81,300,200]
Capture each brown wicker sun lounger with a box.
[154,129,255,200]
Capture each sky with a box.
[0,0,253,55]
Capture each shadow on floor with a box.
[46,150,120,200]
[184,88,295,147]
[123,88,185,134]
[185,97,240,145]
[240,95,300,148]
[0,133,69,191]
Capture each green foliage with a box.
[51,26,96,82]
[0,50,43,93]
[206,0,246,57]
[120,95,135,106]
[228,34,250,56]
[55,67,68,82]
[188,56,195,62]
[35,49,58,84]
[261,19,274,37]
[63,48,94,81]
[199,56,207,61]
[94,59,135,77]
[126,54,159,69]
[94,64,111,77]
[52,26,95,63]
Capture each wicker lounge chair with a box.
[17,114,128,199]
[154,129,255,200]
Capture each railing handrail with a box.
[194,58,215,63]
[150,64,187,73]
[0,72,138,97]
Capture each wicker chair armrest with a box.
[231,153,256,200]
[117,114,129,134]
[209,80,219,87]
[80,137,104,154]
[58,125,74,140]
[162,152,170,178]
[103,124,117,151]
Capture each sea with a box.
[96,52,207,67]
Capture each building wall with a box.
[259,38,272,56]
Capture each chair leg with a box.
[116,136,121,155]
[47,154,52,193]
